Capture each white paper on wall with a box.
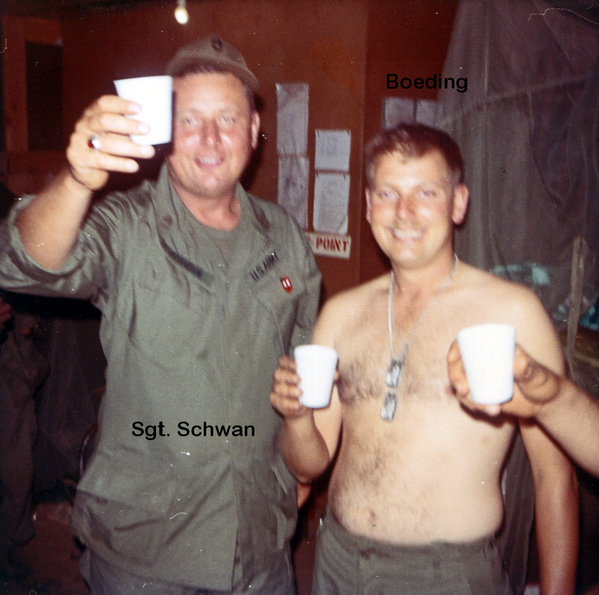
[278,155,310,228]
[276,82,309,156]
[315,129,351,172]
[313,172,350,235]
[383,97,415,129]
[415,99,438,126]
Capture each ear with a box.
[365,189,373,224]
[452,184,469,225]
[250,112,260,149]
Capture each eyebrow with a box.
[374,180,445,190]
[177,107,240,114]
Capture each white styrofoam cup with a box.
[114,75,173,145]
[456,323,516,405]
[294,345,338,408]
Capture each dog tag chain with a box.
[382,255,459,421]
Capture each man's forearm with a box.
[537,378,599,477]
[278,416,331,483]
[534,463,578,595]
[16,168,93,270]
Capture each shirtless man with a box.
[271,123,578,594]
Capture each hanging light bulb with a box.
[174,0,189,24]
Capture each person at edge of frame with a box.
[271,122,578,595]
[448,340,599,479]
[0,181,49,582]
[0,35,321,595]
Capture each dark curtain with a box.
[435,2,599,592]
[436,0,599,324]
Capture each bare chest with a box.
[337,308,457,407]
[328,278,520,542]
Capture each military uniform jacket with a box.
[0,165,321,589]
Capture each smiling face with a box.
[166,72,259,205]
[366,149,468,271]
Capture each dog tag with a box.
[381,391,398,421]
[385,357,404,388]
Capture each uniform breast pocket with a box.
[250,271,307,351]
[119,286,213,368]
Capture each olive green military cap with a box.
[166,34,259,91]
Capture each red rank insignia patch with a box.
[280,277,293,293]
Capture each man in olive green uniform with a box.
[0,36,320,594]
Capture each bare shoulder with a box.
[313,273,389,344]
[459,263,545,312]
[320,274,388,318]
[458,263,562,371]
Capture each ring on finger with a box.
[87,134,101,151]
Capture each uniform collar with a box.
[154,164,270,237]
[152,164,275,284]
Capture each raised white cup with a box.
[114,75,173,145]
[456,323,516,405]
[294,345,338,408]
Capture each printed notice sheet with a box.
[276,82,309,156]
[315,129,351,172]
[415,99,437,126]
[278,156,310,228]
[383,97,415,129]
[313,172,350,235]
